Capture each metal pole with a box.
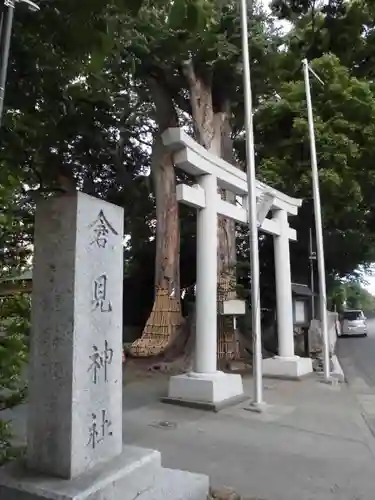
[240,0,263,406]
[0,1,15,128]
[0,4,5,42]
[302,59,330,381]
[309,227,315,318]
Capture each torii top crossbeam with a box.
[162,128,302,241]
[162,128,302,213]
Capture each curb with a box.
[331,354,345,382]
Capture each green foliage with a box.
[329,279,375,312]
[0,175,33,271]
[344,282,375,312]
[168,0,218,32]
[0,295,30,465]
[0,332,28,410]
[3,0,375,325]
[249,52,375,279]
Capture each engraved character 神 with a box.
[92,274,112,312]
[88,210,118,248]
[88,340,113,384]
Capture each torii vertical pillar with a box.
[163,173,245,411]
[263,209,313,379]
[195,174,218,374]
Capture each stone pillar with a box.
[26,192,124,479]
[0,192,209,500]
[263,209,313,379]
[273,209,295,358]
[164,175,244,410]
[195,173,218,374]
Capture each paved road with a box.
[337,318,375,437]
[337,318,375,388]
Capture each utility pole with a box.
[240,0,264,409]
[302,59,331,382]
[0,1,15,127]
[0,0,40,128]
[309,227,316,318]
[0,3,5,40]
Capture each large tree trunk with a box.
[184,62,240,363]
[129,76,182,357]
[217,99,241,363]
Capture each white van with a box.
[339,310,368,337]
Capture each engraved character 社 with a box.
[92,274,112,312]
[88,210,118,248]
[87,410,113,449]
[88,340,114,384]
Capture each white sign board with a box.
[294,300,306,324]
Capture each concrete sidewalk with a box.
[3,373,375,499]
[119,374,375,500]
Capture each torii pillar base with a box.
[162,371,246,412]
[263,356,313,380]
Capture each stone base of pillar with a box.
[162,371,246,411]
[0,446,209,500]
[263,356,313,380]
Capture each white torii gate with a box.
[162,128,313,409]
